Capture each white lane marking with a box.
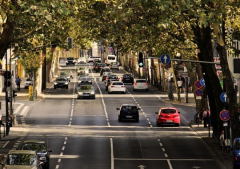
[55,165,59,169]
[165,154,168,157]
[159,143,163,147]
[20,106,30,117]
[150,125,153,127]
[58,159,61,163]
[114,158,214,161]
[110,138,114,169]
[60,152,63,156]
[162,148,165,152]
[167,159,173,169]
[64,141,67,144]
[70,109,73,117]
[70,118,72,120]
[62,146,65,150]
[92,71,110,126]
[148,122,151,125]
[14,103,24,114]
[158,139,160,142]
[65,137,67,140]
[146,118,149,121]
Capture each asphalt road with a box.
[0,64,225,169]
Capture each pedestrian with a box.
[180,75,185,93]
[202,108,208,130]
[188,78,192,92]
[16,76,21,91]
[177,76,183,93]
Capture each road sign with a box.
[194,89,202,96]
[194,80,202,89]
[200,78,205,86]
[139,62,143,67]
[220,92,228,103]
[160,54,170,64]
[219,110,230,121]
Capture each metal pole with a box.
[5,52,9,136]
[238,78,240,106]
[185,77,188,103]
[10,46,13,115]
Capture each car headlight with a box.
[78,81,82,83]
[90,90,95,94]
[54,82,57,85]
[66,61,68,63]
[88,81,92,83]
[78,92,83,95]
[65,82,68,85]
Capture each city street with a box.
[0,64,226,169]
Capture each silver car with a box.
[0,150,43,169]
[110,62,119,70]
[24,78,33,89]
[54,77,69,89]
[133,79,148,91]
[78,76,93,86]
[59,71,72,82]
[77,85,96,99]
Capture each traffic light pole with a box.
[5,52,9,136]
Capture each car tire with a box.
[66,86,68,89]
[123,91,126,94]
[44,163,50,169]
[118,117,122,122]
[176,123,180,127]
[54,86,56,89]
[92,95,95,99]
[105,87,108,91]
[136,117,139,122]
[146,89,148,92]
[108,90,111,94]
[156,122,160,127]
[133,89,136,91]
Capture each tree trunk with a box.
[46,47,56,83]
[42,47,47,91]
[192,25,224,134]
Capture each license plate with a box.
[126,79,130,80]
[84,94,89,96]
[126,116,132,118]
[166,120,173,122]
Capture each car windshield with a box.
[161,109,176,114]
[136,80,147,83]
[56,78,67,82]
[6,154,37,165]
[112,82,123,85]
[112,62,117,65]
[108,57,115,60]
[109,75,118,79]
[26,79,31,81]
[121,106,138,114]
[98,64,105,67]
[124,74,132,78]
[80,76,90,80]
[59,72,67,76]
[236,140,240,150]
[21,143,46,152]
[79,86,93,90]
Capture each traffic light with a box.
[138,52,143,67]
[67,37,73,49]
[13,90,17,97]
[4,71,11,87]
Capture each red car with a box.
[155,107,180,127]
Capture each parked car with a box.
[102,72,112,81]
[86,56,101,63]
[232,137,240,169]
[54,77,69,89]
[109,62,119,70]
[133,79,148,91]
[116,104,140,122]
[77,85,96,99]
[20,140,52,169]
[24,78,33,89]
[122,74,134,84]
[0,150,43,169]
[105,75,119,91]
[78,75,93,86]
[94,63,105,72]
[108,81,126,94]
[155,107,180,127]
[100,67,111,76]
[66,57,75,66]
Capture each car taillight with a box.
[235,156,238,161]
[160,114,164,118]
[173,115,179,118]
[117,78,119,80]
[121,86,125,88]
[134,83,137,85]
[145,83,148,85]
[111,86,115,88]
[106,78,108,81]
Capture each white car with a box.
[133,79,148,91]
[108,81,126,94]
[110,62,119,70]
[24,78,33,89]
[87,56,101,63]
[77,57,86,64]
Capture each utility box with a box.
[29,86,33,101]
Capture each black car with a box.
[122,74,134,84]
[117,104,140,122]
[54,77,69,89]
[94,63,106,72]
[105,75,119,90]
[100,67,111,76]
[20,140,52,169]
[66,57,75,66]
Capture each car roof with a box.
[121,104,137,106]
[23,140,45,144]
[8,150,36,155]
[135,79,147,80]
